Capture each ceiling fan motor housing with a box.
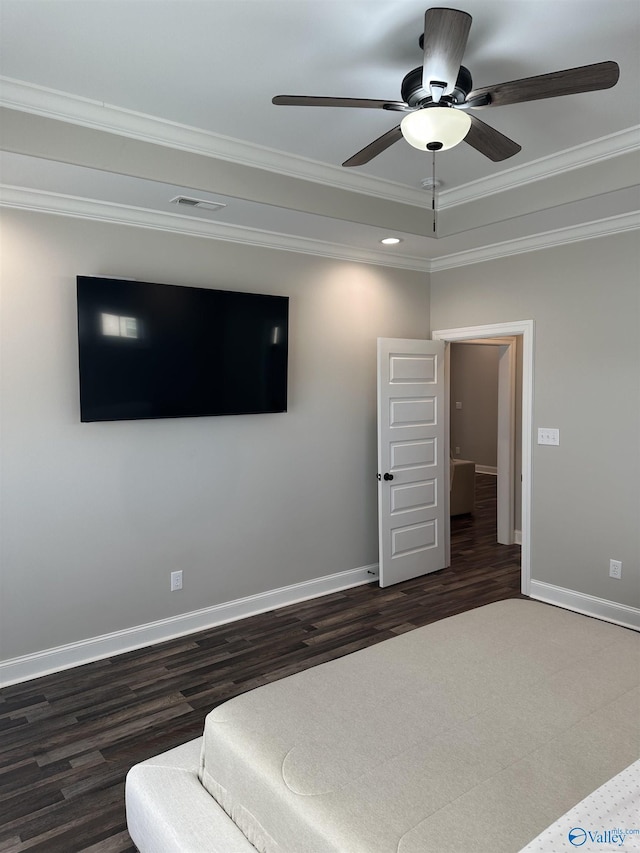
[401,65,472,107]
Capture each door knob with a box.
[383,472,394,481]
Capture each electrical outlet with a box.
[170,570,183,591]
[609,560,622,579]
[455,446,461,455]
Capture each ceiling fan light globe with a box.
[400,107,471,151]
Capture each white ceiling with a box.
[1,0,639,265]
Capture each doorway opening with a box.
[432,321,534,596]
[449,337,519,546]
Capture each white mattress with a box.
[198,600,640,853]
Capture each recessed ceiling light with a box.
[380,237,402,245]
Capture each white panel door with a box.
[377,338,446,587]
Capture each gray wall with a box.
[0,209,429,661]
[430,231,640,608]
[450,343,499,467]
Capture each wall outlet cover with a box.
[609,559,622,579]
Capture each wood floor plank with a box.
[0,474,521,852]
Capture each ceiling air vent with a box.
[170,196,227,213]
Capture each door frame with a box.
[432,320,534,596]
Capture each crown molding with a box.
[430,210,640,271]
[3,184,638,275]
[0,76,427,208]
[438,125,640,209]
[0,184,430,272]
[2,77,638,215]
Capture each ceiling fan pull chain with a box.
[432,150,437,236]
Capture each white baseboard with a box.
[514,529,522,545]
[475,465,498,475]
[529,580,640,631]
[0,564,379,687]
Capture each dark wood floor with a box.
[0,474,522,852]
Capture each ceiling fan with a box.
[272,7,619,167]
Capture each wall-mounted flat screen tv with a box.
[77,276,288,422]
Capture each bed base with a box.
[125,738,256,853]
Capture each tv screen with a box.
[77,276,288,422]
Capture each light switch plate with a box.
[538,428,560,446]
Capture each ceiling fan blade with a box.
[342,125,404,167]
[422,8,472,96]
[466,61,620,108]
[464,115,521,161]
[272,95,408,110]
